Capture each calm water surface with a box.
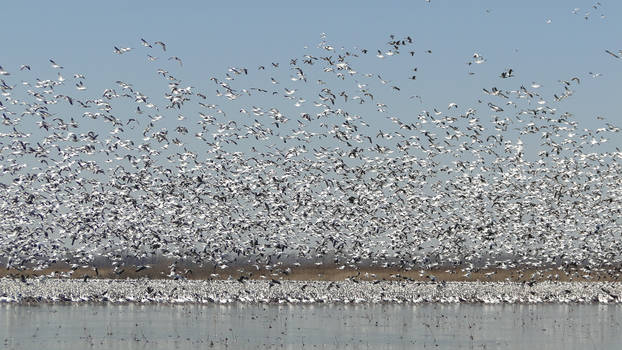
[1,303,621,349]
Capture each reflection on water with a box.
[1,303,621,349]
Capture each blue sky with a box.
[2,0,620,146]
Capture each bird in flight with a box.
[140,38,152,48]
[114,46,132,54]
[49,59,63,69]
[500,68,514,78]
[169,56,183,66]
[155,41,167,51]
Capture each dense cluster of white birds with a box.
[3,279,622,304]
[0,32,621,278]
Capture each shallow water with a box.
[2,303,621,349]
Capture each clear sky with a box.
[1,0,620,144]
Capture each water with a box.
[2,303,621,349]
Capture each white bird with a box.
[114,46,132,54]
[140,38,152,48]
[49,59,63,69]
[169,56,183,66]
[154,41,166,51]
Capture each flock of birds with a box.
[3,278,622,304]
[0,30,621,280]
